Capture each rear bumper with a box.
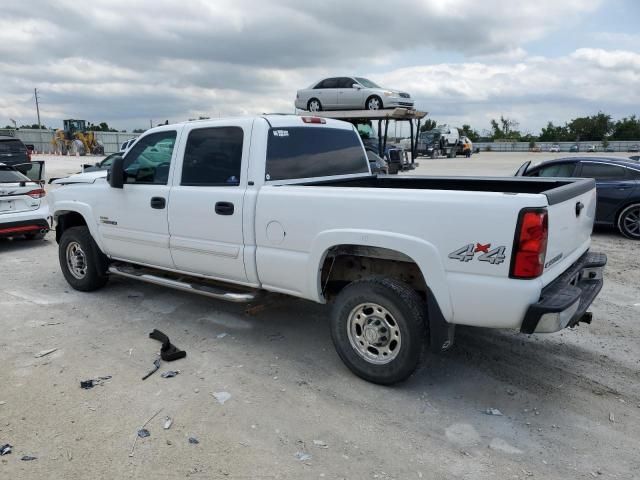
[0,203,50,238]
[521,251,607,334]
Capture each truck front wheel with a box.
[330,277,426,385]
[59,226,109,291]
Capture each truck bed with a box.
[300,175,594,205]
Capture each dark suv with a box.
[0,135,30,166]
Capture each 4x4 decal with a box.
[448,243,506,265]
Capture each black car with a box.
[0,136,30,166]
[515,157,640,239]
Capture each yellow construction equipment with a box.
[51,119,105,156]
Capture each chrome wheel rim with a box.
[66,241,88,279]
[309,100,320,112]
[622,207,640,238]
[367,98,381,110]
[347,303,401,364]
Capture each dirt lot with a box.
[1,152,638,479]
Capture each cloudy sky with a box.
[1,0,639,134]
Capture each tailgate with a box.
[542,180,597,284]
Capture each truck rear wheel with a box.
[59,226,109,291]
[330,277,426,385]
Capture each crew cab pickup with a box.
[49,115,606,384]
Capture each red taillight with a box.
[26,188,46,199]
[301,116,326,124]
[510,208,548,279]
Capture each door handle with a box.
[150,197,166,209]
[215,201,234,215]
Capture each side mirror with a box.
[352,84,361,89]
[108,155,125,189]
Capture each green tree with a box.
[132,128,146,133]
[420,118,437,132]
[490,116,520,140]
[566,112,613,141]
[460,124,480,142]
[611,115,640,140]
[539,121,570,142]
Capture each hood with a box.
[52,170,108,185]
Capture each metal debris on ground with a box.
[21,455,37,461]
[149,329,186,361]
[188,437,199,444]
[609,412,615,423]
[34,348,58,358]
[163,417,173,430]
[161,370,180,378]
[0,444,12,455]
[129,408,163,457]
[80,376,112,389]
[212,391,231,405]
[216,333,228,339]
[295,451,312,461]
[142,358,161,381]
[137,429,150,438]
[485,408,504,416]
[313,440,328,448]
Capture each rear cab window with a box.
[265,126,369,181]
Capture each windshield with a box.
[0,139,26,153]
[0,166,29,183]
[266,127,368,181]
[355,77,380,89]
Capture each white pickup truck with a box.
[50,115,606,384]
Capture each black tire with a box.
[617,203,640,240]
[58,226,109,291]
[365,95,383,110]
[307,98,322,112]
[330,276,427,385]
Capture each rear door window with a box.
[337,77,355,88]
[266,127,368,181]
[181,127,243,186]
[580,162,627,180]
[0,166,29,183]
[322,78,338,89]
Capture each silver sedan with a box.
[295,77,414,112]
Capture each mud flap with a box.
[427,288,455,353]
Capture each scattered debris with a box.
[609,412,615,423]
[313,440,328,448]
[137,429,150,438]
[506,388,516,396]
[489,438,523,454]
[188,437,199,444]
[149,329,187,361]
[129,408,163,457]
[21,455,37,461]
[142,358,161,381]
[0,444,12,456]
[295,451,312,461]
[485,408,503,416]
[34,348,58,358]
[80,376,112,389]
[163,417,173,430]
[212,391,231,405]
[216,333,228,339]
[0,401,5,406]
[161,370,180,378]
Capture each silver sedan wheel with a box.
[66,241,88,279]
[347,303,401,364]
[621,206,640,238]
[367,97,381,110]
[308,99,321,112]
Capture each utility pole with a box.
[34,88,42,129]
[150,119,153,129]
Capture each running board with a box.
[108,264,257,303]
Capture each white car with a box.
[295,77,414,112]
[119,138,137,153]
[549,144,560,152]
[50,115,605,385]
[0,162,49,240]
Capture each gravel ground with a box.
[1,152,638,479]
